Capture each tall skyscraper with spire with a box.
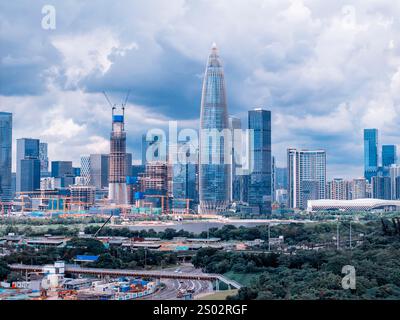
[108,106,128,205]
[199,43,230,214]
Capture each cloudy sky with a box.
[1,0,400,179]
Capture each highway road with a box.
[143,278,212,300]
[10,263,241,290]
[141,265,213,300]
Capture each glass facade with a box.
[364,129,378,182]
[90,154,109,189]
[51,161,74,188]
[248,109,272,214]
[382,145,397,167]
[172,162,198,213]
[275,167,288,190]
[229,116,242,202]
[16,138,40,193]
[20,159,41,192]
[0,112,12,201]
[199,44,230,214]
[372,176,391,200]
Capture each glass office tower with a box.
[364,129,378,182]
[199,43,230,214]
[16,138,40,193]
[229,116,242,202]
[382,145,397,168]
[90,154,109,190]
[0,112,12,201]
[248,109,272,214]
[172,142,198,213]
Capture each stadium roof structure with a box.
[307,199,400,212]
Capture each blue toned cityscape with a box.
[1,0,400,304]
[2,43,400,218]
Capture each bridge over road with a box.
[9,264,242,290]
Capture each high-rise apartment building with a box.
[39,142,49,176]
[0,112,12,201]
[287,149,326,209]
[389,165,400,200]
[199,43,230,214]
[247,109,272,214]
[351,178,367,199]
[364,129,378,182]
[326,178,351,200]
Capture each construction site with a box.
[0,96,197,221]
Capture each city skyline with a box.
[2,1,400,179]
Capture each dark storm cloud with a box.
[1,0,400,178]
[82,40,204,119]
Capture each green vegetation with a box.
[196,290,239,300]
[0,237,178,276]
[223,271,260,287]
[0,217,108,237]
[2,217,400,300]
[88,248,178,270]
[83,221,373,245]
[0,259,10,281]
[190,220,400,300]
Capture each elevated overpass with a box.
[9,264,242,290]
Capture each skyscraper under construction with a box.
[108,106,128,205]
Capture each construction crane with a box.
[172,198,193,215]
[0,201,13,216]
[143,194,169,214]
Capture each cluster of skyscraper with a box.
[363,128,399,200]
[2,45,398,215]
[279,128,399,210]
[139,44,273,214]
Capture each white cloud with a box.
[2,0,400,179]
[52,29,138,87]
